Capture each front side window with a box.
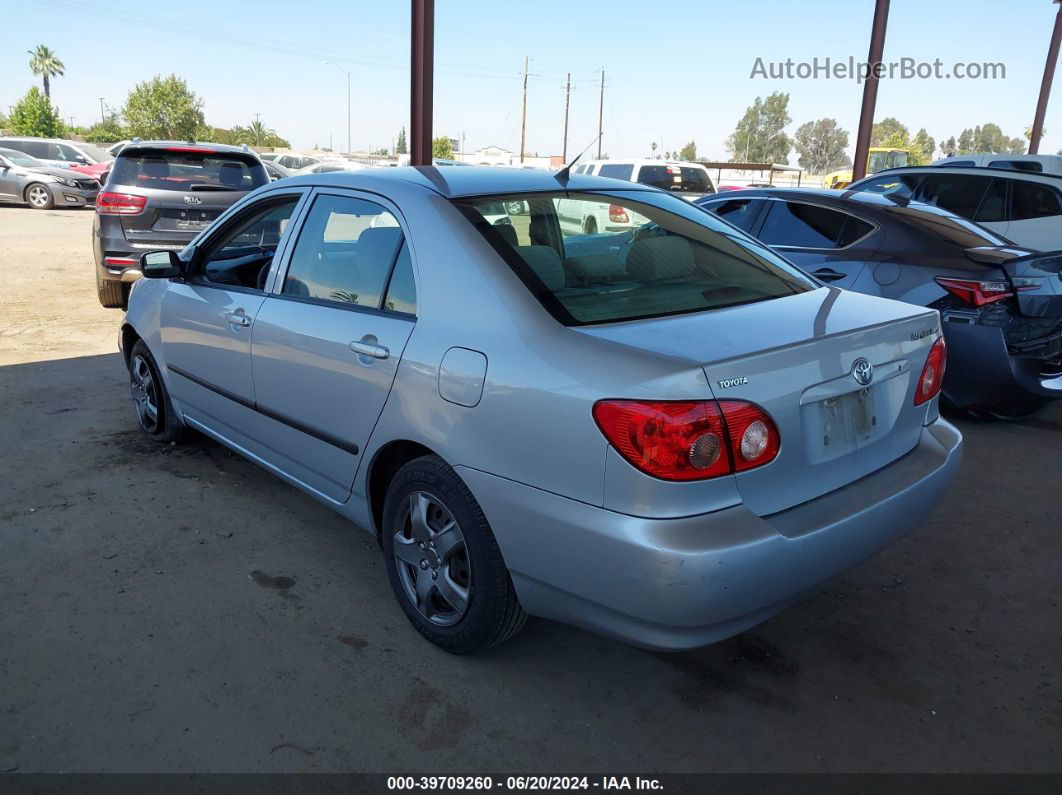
[703,198,763,233]
[195,197,300,289]
[916,174,992,219]
[1010,181,1062,220]
[283,194,406,309]
[759,201,868,249]
[456,192,814,326]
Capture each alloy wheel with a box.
[129,354,160,433]
[28,186,50,208]
[392,491,471,626]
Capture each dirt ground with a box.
[0,205,1059,773]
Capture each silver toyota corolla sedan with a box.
[121,166,962,654]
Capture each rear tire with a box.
[96,270,127,308]
[128,340,188,444]
[24,183,54,210]
[381,455,527,654]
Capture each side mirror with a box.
[75,155,88,164]
[140,250,183,279]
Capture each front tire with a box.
[128,340,187,443]
[25,183,55,210]
[381,455,527,654]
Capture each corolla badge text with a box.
[717,376,749,389]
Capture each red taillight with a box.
[592,399,778,481]
[166,146,216,153]
[608,204,629,223]
[914,337,947,405]
[934,277,1022,307]
[96,192,146,215]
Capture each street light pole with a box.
[326,62,351,155]
[98,97,105,124]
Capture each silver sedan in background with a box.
[0,147,100,209]
[121,167,962,654]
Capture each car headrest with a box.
[517,245,565,291]
[626,236,696,281]
[141,157,170,178]
[356,226,404,267]
[218,162,244,188]
[494,223,518,247]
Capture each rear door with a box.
[161,192,307,434]
[108,147,268,251]
[248,190,417,501]
[756,199,878,289]
[700,197,767,234]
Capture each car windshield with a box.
[110,149,269,190]
[0,147,42,167]
[455,191,815,326]
[78,142,113,162]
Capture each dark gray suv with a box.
[93,141,268,307]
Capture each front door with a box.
[249,191,417,501]
[160,193,305,434]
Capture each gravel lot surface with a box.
[1,205,1059,773]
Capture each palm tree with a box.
[28,45,65,99]
[246,119,274,147]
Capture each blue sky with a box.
[3,0,1059,160]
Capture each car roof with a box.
[586,159,707,168]
[863,165,1062,183]
[270,165,659,199]
[696,186,953,213]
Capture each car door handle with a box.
[222,310,251,327]
[349,340,390,360]
[810,268,847,282]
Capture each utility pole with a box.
[255,113,261,146]
[98,97,105,123]
[597,70,605,159]
[562,72,571,161]
[519,56,529,163]
[326,62,351,155]
[410,0,434,166]
[852,0,890,182]
[1030,0,1062,154]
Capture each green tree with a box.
[431,136,453,159]
[792,118,849,174]
[870,117,908,147]
[0,109,8,129]
[726,92,792,164]
[396,126,407,155]
[952,123,1027,154]
[678,140,698,161]
[122,74,205,140]
[27,45,65,100]
[911,128,935,165]
[9,86,64,138]
[941,136,958,156]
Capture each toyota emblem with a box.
[852,358,873,386]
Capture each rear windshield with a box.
[110,149,268,191]
[455,191,814,326]
[889,202,1012,248]
[77,142,113,162]
[636,165,715,194]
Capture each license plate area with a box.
[158,208,218,232]
[803,387,876,463]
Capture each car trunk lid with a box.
[965,247,1062,319]
[576,287,942,515]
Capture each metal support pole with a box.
[1030,0,1062,154]
[852,0,890,182]
[410,0,435,166]
[597,70,605,159]
[562,72,571,161]
[519,56,528,163]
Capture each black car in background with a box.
[697,189,1062,420]
[93,142,269,308]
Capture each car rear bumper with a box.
[943,318,1062,405]
[458,417,962,651]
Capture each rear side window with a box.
[990,160,1043,173]
[1010,181,1062,220]
[759,201,870,248]
[916,174,992,219]
[110,149,268,191]
[852,173,921,199]
[283,194,407,310]
[598,163,634,180]
[974,179,1007,223]
[456,192,814,326]
[6,140,48,158]
[637,165,714,193]
[704,199,763,233]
